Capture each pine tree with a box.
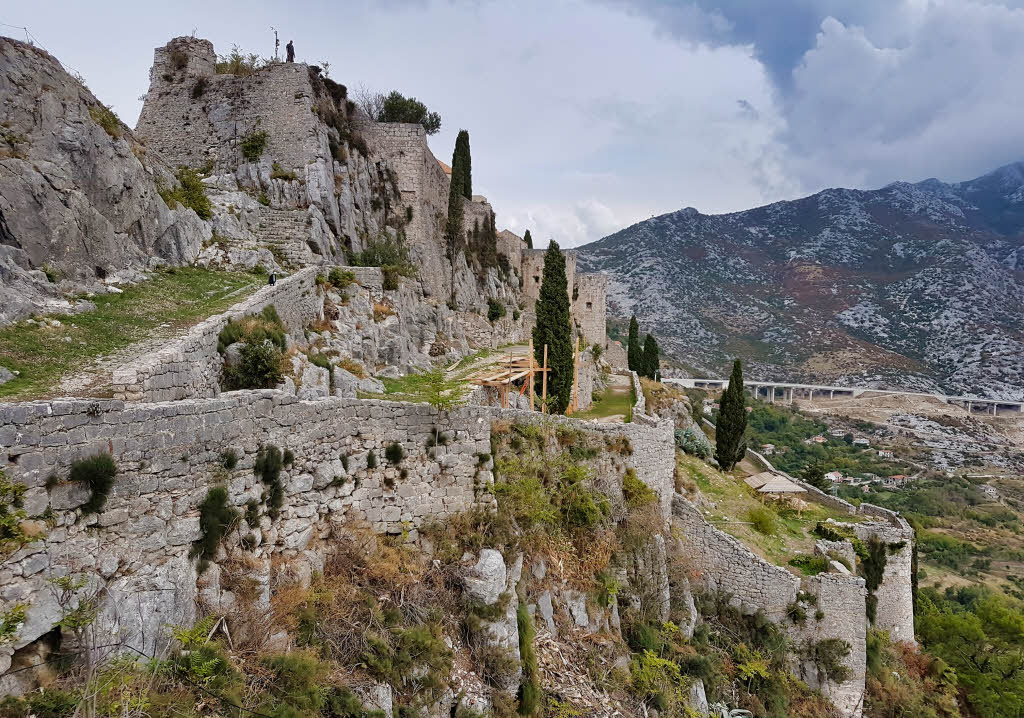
[533,241,573,414]
[453,129,471,199]
[801,462,831,491]
[642,334,659,379]
[627,316,641,373]
[715,359,747,471]
[523,229,533,249]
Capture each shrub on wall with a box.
[0,471,29,558]
[240,129,268,162]
[622,468,657,509]
[190,486,239,571]
[487,298,506,322]
[222,340,286,390]
[384,443,405,465]
[70,452,117,514]
[255,445,284,520]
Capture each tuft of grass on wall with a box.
[70,453,117,514]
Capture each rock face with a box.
[0,37,209,322]
[578,162,1024,399]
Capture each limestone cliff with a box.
[0,37,209,323]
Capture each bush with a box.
[348,232,417,285]
[215,45,266,76]
[220,449,238,470]
[367,450,378,469]
[158,167,212,220]
[622,468,657,509]
[222,340,285,390]
[487,298,506,322]
[70,452,117,514]
[191,77,208,99]
[517,604,541,716]
[190,486,239,568]
[270,162,297,180]
[747,506,778,536]
[370,90,442,135]
[240,129,268,162]
[218,305,287,354]
[804,638,852,683]
[328,267,355,289]
[89,104,122,138]
[675,426,712,459]
[789,554,829,575]
[385,442,405,465]
[0,472,29,558]
[254,445,284,520]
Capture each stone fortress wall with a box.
[137,37,321,176]
[360,120,453,300]
[0,392,674,682]
[111,268,323,402]
[572,272,607,348]
[521,247,607,350]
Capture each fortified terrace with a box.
[0,35,914,718]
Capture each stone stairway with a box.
[255,207,320,267]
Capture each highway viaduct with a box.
[665,378,1024,417]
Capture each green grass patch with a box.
[0,268,261,399]
[574,385,633,421]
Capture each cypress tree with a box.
[453,129,471,199]
[445,140,465,261]
[532,241,573,414]
[523,229,533,249]
[642,333,659,379]
[714,359,747,471]
[627,316,641,372]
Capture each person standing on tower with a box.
[286,40,295,62]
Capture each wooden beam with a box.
[529,338,535,412]
[541,344,548,414]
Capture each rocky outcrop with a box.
[0,37,209,323]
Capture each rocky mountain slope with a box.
[0,38,209,323]
[577,163,1024,400]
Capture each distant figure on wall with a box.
[286,41,295,62]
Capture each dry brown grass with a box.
[337,357,366,378]
[639,377,688,415]
[373,302,395,322]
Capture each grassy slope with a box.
[678,452,863,568]
[0,268,262,399]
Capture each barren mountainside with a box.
[577,163,1024,400]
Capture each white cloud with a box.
[9,0,1024,246]
[784,2,1024,189]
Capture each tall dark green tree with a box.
[445,137,466,264]
[523,229,533,249]
[627,316,641,372]
[533,241,573,414]
[714,359,747,471]
[452,129,472,199]
[642,333,659,379]
[801,462,830,491]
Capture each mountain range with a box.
[576,162,1024,400]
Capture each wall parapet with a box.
[111,268,323,402]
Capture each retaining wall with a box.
[670,495,800,622]
[111,268,323,402]
[0,390,673,680]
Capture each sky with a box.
[5,0,1024,247]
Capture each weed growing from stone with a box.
[70,452,117,515]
